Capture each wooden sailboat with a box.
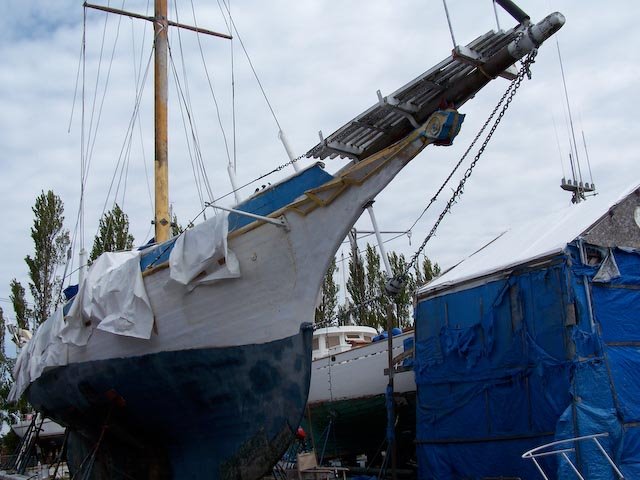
[9,1,564,478]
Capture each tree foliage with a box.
[90,203,135,262]
[415,255,441,287]
[0,308,29,433]
[346,244,368,326]
[9,279,30,331]
[341,242,440,330]
[388,252,416,328]
[171,213,184,238]
[315,257,339,326]
[25,190,70,326]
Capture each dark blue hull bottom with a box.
[28,324,313,479]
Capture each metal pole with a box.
[492,0,501,30]
[386,303,397,480]
[227,164,242,204]
[78,248,88,285]
[366,204,392,278]
[279,129,301,172]
[154,0,170,243]
[494,0,530,24]
[441,0,457,48]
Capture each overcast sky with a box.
[1,1,638,326]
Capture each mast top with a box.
[84,1,231,243]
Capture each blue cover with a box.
[414,245,640,479]
[139,164,333,271]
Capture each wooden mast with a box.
[83,1,231,244]
[154,0,170,243]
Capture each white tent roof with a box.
[419,183,639,296]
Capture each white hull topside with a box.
[12,417,66,439]
[308,331,415,404]
[27,11,566,371]
[66,128,434,366]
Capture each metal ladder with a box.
[9,414,45,474]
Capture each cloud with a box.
[1,0,639,328]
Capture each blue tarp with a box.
[414,245,640,479]
[139,164,334,270]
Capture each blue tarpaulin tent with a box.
[414,186,640,479]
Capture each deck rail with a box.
[521,432,624,479]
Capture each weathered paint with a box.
[305,392,416,466]
[28,324,313,479]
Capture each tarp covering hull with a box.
[414,245,640,479]
[28,324,313,479]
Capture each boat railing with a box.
[521,432,624,479]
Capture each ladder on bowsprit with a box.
[9,414,45,474]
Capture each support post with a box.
[278,129,301,172]
[494,0,530,24]
[366,204,392,278]
[78,248,88,285]
[386,302,397,480]
[227,164,243,204]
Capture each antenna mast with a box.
[555,40,596,203]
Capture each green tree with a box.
[364,244,389,329]
[415,255,441,287]
[9,279,30,331]
[171,213,184,237]
[388,252,416,328]
[90,203,135,262]
[346,248,368,326]
[0,307,29,435]
[315,258,340,326]
[25,190,70,326]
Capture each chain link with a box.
[404,47,538,276]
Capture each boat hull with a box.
[307,332,416,465]
[27,323,313,479]
[305,392,416,466]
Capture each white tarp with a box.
[61,251,154,345]
[10,250,154,400]
[169,212,240,290]
[420,183,640,295]
[9,308,68,401]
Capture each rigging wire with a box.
[556,39,584,186]
[167,42,208,208]
[581,130,595,185]
[229,0,237,173]
[171,2,215,203]
[219,0,283,132]
[171,2,205,199]
[131,3,155,219]
[84,2,128,193]
[188,0,233,168]
[317,44,540,322]
[402,47,539,277]
[401,71,521,240]
[214,0,237,172]
[98,45,155,239]
[551,114,567,179]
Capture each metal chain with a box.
[403,47,539,277]
[405,43,529,235]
